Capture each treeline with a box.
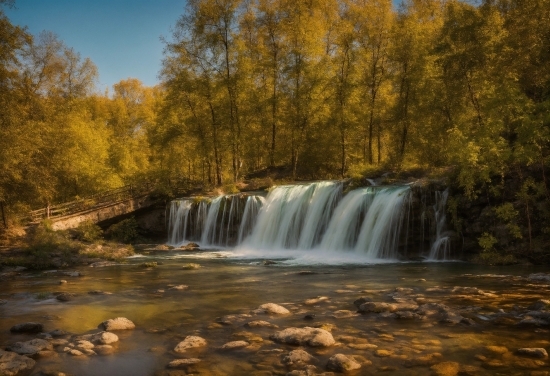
[161,0,550,193]
[1,0,550,237]
[0,7,162,217]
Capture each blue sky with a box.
[6,0,186,91]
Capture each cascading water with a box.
[243,181,343,250]
[167,181,452,261]
[317,186,411,258]
[427,189,451,260]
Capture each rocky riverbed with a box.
[0,251,549,375]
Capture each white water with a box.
[167,181,450,261]
[427,189,451,260]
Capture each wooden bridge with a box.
[9,179,202,231]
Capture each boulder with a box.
[10,322,43,334]
[98,317,135,331]
[257,303,290,315]
[271,327,335,347]
[515,348,548,358]
[55,293,74,302]
[359,302,397,313]
[0,349,36,376]
[283,349,317,366]
[7,339,53,356]
[326,354,361,372]
[174,336,207,353]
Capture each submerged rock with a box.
[55,293,75,302]
[283,349,317,366]
[77,331,119,345]
[271,327,335,347]
[326,354,362,372]
[174,336,207,353]
[0,349,36,376]
[7,339,53,356]
[10,322,43,334]
[245,320,278,328]
[98,317,135,331]
[168,358,201,368]
[430,361,460,376]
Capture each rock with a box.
[59,280,67,284]
[75,340,95,351]
[263,260,277,265]
[326,354,361,372]
[257,303,290,315]
[99,317,135,331]
[375,350,392,357]
[182,263,201,270]
[283,349,317,366]
[0,299,7,305]
[331,310,357,319]
[49,329,68,337]
[8,339,53,356]
[174,336,207,353]
[245,320,278,328]
[37,333,52,340]
[67,349,84,356]
[304,297,329,305]
[0,349,36,376]
[167,358,201,368]
[10,322,43,334]
[55,293,74,302]
[528,300,550,311]
[217,314,252,325]
[271,327,335,347]
[220,341,249,350]
[168,285,188,291]
[353,297,372,308]
[88,290,112,295]
[431,362,460,376]
[516,348,548,358]
[94,332,119,345]
[89,261,116,268]
[50,339,68,347]
[359,302,397,313]
[528,273,550,282]
[94,345,115,355]
[485,346,508,354]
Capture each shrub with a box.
[106,217,141,243]
[74,220,103,242]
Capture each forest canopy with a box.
[1,0,549,226]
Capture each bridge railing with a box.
[26,182,153,223]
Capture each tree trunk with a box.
[1,201,7,228]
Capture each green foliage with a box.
[478,232,498,253]
[106,217,141,243]
[473,250,518,265]
[494,203,522,239]
[74,220,103,242]
[139,262,157,268]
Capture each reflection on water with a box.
[1,250,549,375]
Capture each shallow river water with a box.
[1,250,549,375]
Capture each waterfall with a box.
[167,200,192,245]
[319,186,410,259]
[238,196,266,244]
[167,181,451,260]
[243,181,343,250]
[427,189,451,260]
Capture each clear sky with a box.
[5,0,186,91]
